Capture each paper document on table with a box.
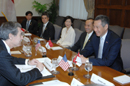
[42,80,70,86]
[91,73,115,86]
[38,38,45,41]
[15,65,35,73]
[15,65,52,77]
[11,51,21,54]
[51,46,63,50]
[71,78,84,86]
[24,33,32,36]
[36,57,51,63]
[113,75,130,84]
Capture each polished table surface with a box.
[11,35,130,86]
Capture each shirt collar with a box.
[44,21,49,26]
[100,31,108,40]
[87,31,93,35]
[2,40,11,54]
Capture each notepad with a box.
[113,75,130,84]
[11,51,21,54]
[51,46,63,50]
[24,33,32,36]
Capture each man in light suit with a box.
[21,11,38,35]
[71,18,95,52]
[0,22,44,86]
[37,12,55,40]
[80,15,123,72]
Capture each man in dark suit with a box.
[71,18,95,52]
[21,11,38,35]
[80,15,123,72]
[0,22,44,86]
[37,12,55,40]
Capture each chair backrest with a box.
[73,20,82,29]
[80,21,85,32]
[53,24,62,40]
[121,39,130,72]
[54,16,65,27]
[74,28,83,43]
[109,25,124,38]
[123,28,130,39]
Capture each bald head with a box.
[84,19,94,33]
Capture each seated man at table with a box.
[21,11,38,35]
[37,12,55,40]
[71,18,95,52]
[0,22,44,86]
[80,15,123,72]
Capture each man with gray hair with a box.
[80,15,123,72]
[0,22,44,86]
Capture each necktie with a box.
[40,24,45,38]
[98,37,104,59]
[26,21,29,31]
[82,34,89,49]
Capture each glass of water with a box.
[25,45,32,57]
[83,62,93,78]
[51,58,59,74]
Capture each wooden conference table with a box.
[11,34,130,86]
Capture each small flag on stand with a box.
[21,28,25,32]
[73,52,80,63]
[49,39,53,47]
[45,38,53,49]
[59,54,70,71]
[35,40,41,51]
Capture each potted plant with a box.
[32,0,58,23]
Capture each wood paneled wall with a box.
[0,16,40,25]
[95,0,130,28]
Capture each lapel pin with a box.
[106,41,108,43]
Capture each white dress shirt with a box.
[98,31,108,59]
[40,22,49,37]
[57,26,75,47]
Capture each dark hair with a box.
[0,22,21,40]
[41,12,49,18]
[64,16,74,24]
[87,18,94,24]
[25,11,33,16]
[95,15,109,27]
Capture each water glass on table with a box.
[83,62,93,79]
[51,58,59,75]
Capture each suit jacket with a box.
[37,22,55,40]
[21,19,38,35]
[80,29,123,72]
[0,39,42,86]
[71,31,95,52]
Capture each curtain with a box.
[84,0,95,18]
[59,0,88,20]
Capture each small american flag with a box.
[59,54,70,71]
[73,52,80,63]
[35,40,41,51]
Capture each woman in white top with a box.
[57,16,75,48]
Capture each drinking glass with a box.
[51,58,59,74]
[39,46,47,57]
[83,62,93,78]
[25,45,32,57]
[33,37,38,47]
[71,55,79,71]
